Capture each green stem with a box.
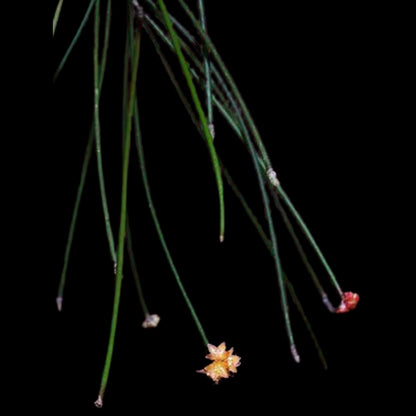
[57,0,112,309]
[142,11,236,139]
[147,5,342,303]
[177,0,272,169]
[96,13,142,408]
[157,0,225,242]
[223,166,327,367]
[143,20,198,127]
[198,0,214,132]
[133,102,209,346]
[93,1,117,265]
[98,0,112,90]
[172,0,344,299]
[56,131,94,310]
[269,190,336,311]
[276,186,343,297]
[54,0,98,82]
[53,0,65,36]
[126,218,149,316]
[146,6,297,357]
[246,132,300,363]
[122,12,150,319]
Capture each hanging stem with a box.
[269,190,336,311]
[157,0,225,242]
[126,218,149,316]
[57,0,112,310]
[95,7,142,407]
[275,186,343,297]
[145,4,344,303]
[223,167,327,367]
[54,0,98,82]
[53,0,65,36]
[93,1,117,266]
[245,132,300,363]
[177,0,272,169]
[133,101,209,346]
[198,0,214,135]
[56,131,94,311]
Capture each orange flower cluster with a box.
[197,342,241,384]
[336,291,360,313]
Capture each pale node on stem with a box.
[267,168,280,187]
[209,122,215,140]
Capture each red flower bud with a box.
[336,291,359,313]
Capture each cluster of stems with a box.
[54,0,357,407]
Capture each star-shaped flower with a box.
[197,342,241,383]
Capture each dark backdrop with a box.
[50,1,397,413]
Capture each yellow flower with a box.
[197,342,241,383]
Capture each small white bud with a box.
[267,168,280,187]
[142,314,161,328]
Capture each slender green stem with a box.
[276,186,343,297]
[198,0,214,133]
[142,9,329,360]
[54,0,98,82]
[222,166,270,249]
[122,6,132,146]
[171,0,344,299]
[133,101,209,346]
[126,218,149,316]
[146,6,297,358]
[177,0,272,169]
[145,5,343,303]
[143,21,198,127]
[223,166,326,367]
[143,0,195,45]
[56,131,94,311]
[142,6,228,125]
[53,0,65,36]
[142,11,237,139]
[246,132,300,363]
[143,8,261,168]
[93,1,117,265]
[121,8,151,318]
[96,12,142,407]
[207,38,299,359]
[98,0,112,90]
[157,0,225,242]
[269,189,336,311]
[57,0,112,309]
[285,278,327,368]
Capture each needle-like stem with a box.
[54,0,98,82]
[198,0,214,136]
[157,0,225,242]
[95,5,142,406]
[133,101,209,346]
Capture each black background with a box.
[50,1,402,413]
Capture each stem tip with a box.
[94,396,103,408]
[56,296,63,312]
[291,345,300,363]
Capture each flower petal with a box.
[336,291,360,313]
[206,342,228,360]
